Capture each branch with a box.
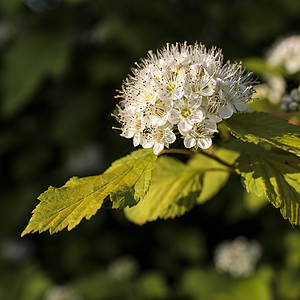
[198,149,236,172]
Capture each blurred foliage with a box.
[1,0,300,299]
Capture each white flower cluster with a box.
[115,42,256,154]
[281,87,300,112]
[267,35,300,74]
[107,255,140,281]
[214,236,262,277]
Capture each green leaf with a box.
[235,144,300,225]
[179,267,273,300]
[284,231,300,269]
[105,149,157,208]
[124,156,204,225]
[22,149,157,235]
[243,191,268,212]
[1,32,71,117]
[135,271,170,299]
[224,112,300,156]
[189,148,238,203]
[125,150,235,225]
[243,57,287,75]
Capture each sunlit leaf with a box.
[190,148,238,203]
[125,149,235,225]
[22,149,157,235]
[243,191,268,212]
[224,112,300,156]
[124,156,204,225]
[235,144,300,225]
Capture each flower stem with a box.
[160,148,236,173]
[198,149,236,171]
[160,148,196,156]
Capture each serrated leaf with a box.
[235,144,300,225]
[124,156,204,225]
[106,149,157,208]
[224,112,300,156]
[22,149,157,235]
[124,150,235,225]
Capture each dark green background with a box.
[1,0,300,299]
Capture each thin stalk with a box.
[198,149,236,171]
[161,148,196,156]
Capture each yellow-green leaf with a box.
[224,112,300,156]
[124,149,235,225]
[189,148,238,203]
[22,149,157,235]
[124,156,204,225]
[236,145,300,225]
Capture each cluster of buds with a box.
[281,87,300,112]
[114,42,256,154]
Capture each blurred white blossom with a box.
[254,74,286,104]
[44,285,82,300]
[214,236,262,277]
[107,254,140,281]
[66,144,103,175]
[114,42,256,154]
[0,238,34,263]
[267,35,300,74]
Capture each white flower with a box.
[267,35,300,74]
[107,255,140,281]
[115,42,256,154]
[214,236,262,277]
[182,118,217,149]
[134,122,176,155]
[168,96,204,134]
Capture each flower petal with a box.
[197,137,212,149]
[179,119,193,133]
[142,140,154,148]
[191,109,204,123]
[234,102,248,111]
[207,113,223,123]
[153,142,164,155]
[205,119,218,131]
[168,109,180,124]
[219,105,233,119]
[200,86,215,96]
[172,89,184,100]
[184,136,196,148]
[133,136,141,147]
[189,97,202,109]
[164,130,176,144]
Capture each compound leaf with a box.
[236,144,300,225]
[224,112,300,156]
[22,149,157,235]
